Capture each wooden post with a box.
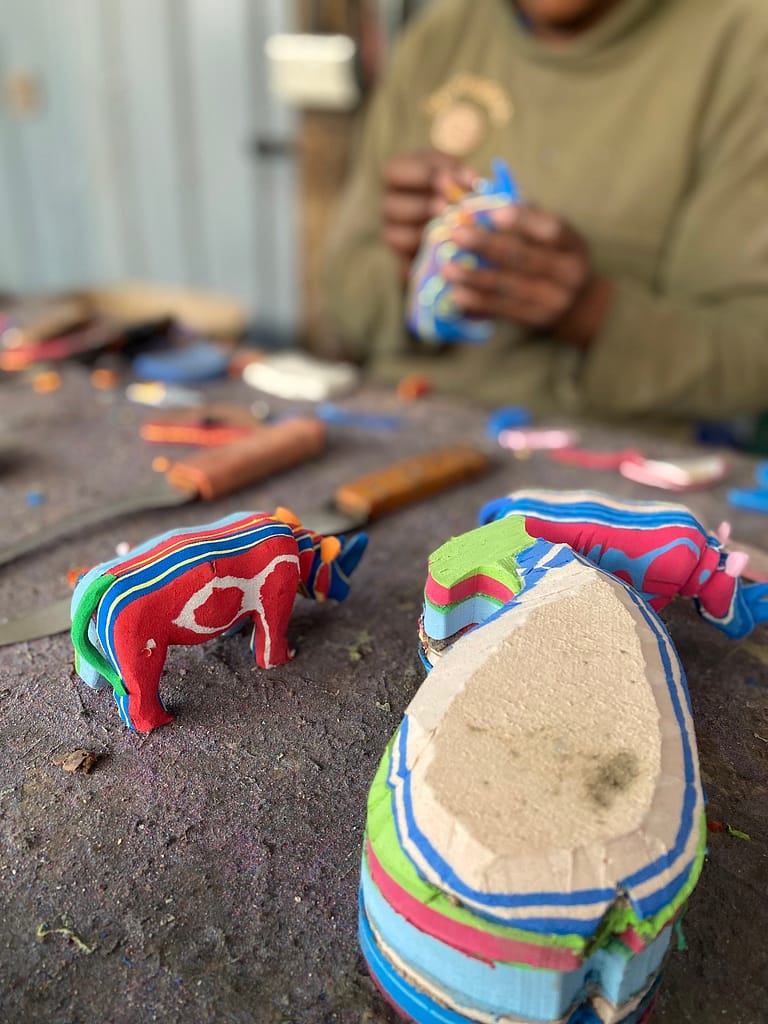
[295,0,365,353]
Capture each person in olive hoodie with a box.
[321,0,768,420]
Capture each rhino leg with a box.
[250,562,299,669]
[116,638,174,733]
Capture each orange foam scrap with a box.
[32,370,62,394]
[274,506,302,527]
[397,374,431,401]
[90,368,119,389]
[320,536,341,563]
[67,565,92,588]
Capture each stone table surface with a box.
[1,365,766,1024]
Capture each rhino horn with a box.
[338,533,368,576]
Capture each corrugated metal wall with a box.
[0,0,299,331]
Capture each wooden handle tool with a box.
[166,416,325,499]
[333,444,490,521]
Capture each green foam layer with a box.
[427,517,533,595]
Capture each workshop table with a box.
[1,366,766,1024]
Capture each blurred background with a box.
[0,0,428,350]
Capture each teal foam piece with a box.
[422,592,505,641]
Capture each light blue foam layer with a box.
[590,929,670,1007]
[422,593,505,641]
[362,861,582,1020]
[359,896,662,1024]
[361,861,669,1017]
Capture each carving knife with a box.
[0,416,326,571]
[0,443,490,646]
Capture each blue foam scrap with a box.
[132,341,230,383]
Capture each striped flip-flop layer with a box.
[360,893,664,1024]
[362,524,705,1022]
[361,849,671,1019]
[422,537,573,642]
[389,553,706,934]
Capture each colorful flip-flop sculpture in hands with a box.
[360,490,763,1024]
[70,509,367,733]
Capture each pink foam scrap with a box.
[498,428,579,451]
[616,926,648,955]
[617,909,677,956]
[549,447,644,470]
[366,839,583,972]
[424,571,517,607]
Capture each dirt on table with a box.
[1,368,767,1024]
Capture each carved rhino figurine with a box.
[70,508,367,732]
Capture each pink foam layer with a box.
[366,839,583,972]
[424,571,516,608]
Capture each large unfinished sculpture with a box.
[361,513,706,1024]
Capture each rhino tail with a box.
[70,574,127,696]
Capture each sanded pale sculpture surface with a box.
[405,553,698,901]
[421,573,660,854]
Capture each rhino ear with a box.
[320,536,341,564]
[338,532,368,575]
[274,506,302,527]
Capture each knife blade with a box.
[0,597,72,646]
[0,416,326,570]
[0,442,490,646]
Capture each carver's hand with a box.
[442,204,613,348]
[382,150,477,282]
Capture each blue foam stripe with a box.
[113,691,133,730]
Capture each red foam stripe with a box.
[617,906,679,957]
[113,514,274,575]
[637,995,658,1023]
[366,839,582,972]
[424,571,516,607]
[616,925,647,955]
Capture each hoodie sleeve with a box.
[581,22,768,418]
